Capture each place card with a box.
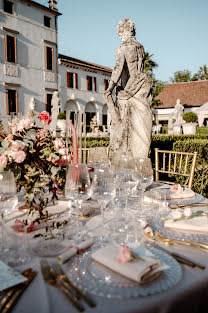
[0,260,28,292]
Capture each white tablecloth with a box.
[4,195,208,313]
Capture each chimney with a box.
[48,0,58,11]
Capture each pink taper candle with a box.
[67,120,78,164]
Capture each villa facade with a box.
[0,0,111,128]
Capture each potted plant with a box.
[182,112,198,135]
[57,112,66,136]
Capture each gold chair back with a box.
[154,148,197,189]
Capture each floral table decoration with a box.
[0,111,71,221]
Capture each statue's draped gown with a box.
[105,37,153,159]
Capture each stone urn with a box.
[57,119,66,136]
[182,123,197,135]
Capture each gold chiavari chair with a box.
[154,148,197,190]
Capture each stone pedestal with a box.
[173,126,182,135]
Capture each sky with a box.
[38,0,208,82]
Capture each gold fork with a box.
[40,259,84,312]
[52,263,96,308]
[155,231,208,252]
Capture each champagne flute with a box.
[65,164,91,242]
[91,166,116,241]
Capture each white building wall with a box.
[58,63,110,124]
[0,0,58,123]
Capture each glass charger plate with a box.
[66,247,182,299]
[152,214,208,243]
[145,189,204,207]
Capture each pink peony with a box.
[0,155,8,168]
[117,245,132,263]
[54,137,65,150]
[38,111,52,125]
[170,184,183,194]
[13,150,26,163]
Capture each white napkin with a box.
[168,188,195,200]
[91,244,162,283]
[164,215,208,232]
[57,238,93,264]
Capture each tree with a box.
[170,65,208,83]
[170,69,193,83]
[152,79,167,108]
[192,65,208,81]
[143,52,158,76]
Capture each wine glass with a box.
[0,170,23,266]
[65,164,91,242]
[135,158,154,215]
[91,166,116,240]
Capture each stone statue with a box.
[173,98,184,126]
[104,18,153,159]
[50,91,60,136]
[90,115,100,133]
[27,97,36,117]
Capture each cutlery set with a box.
[142,228,206,270]
[40,259,96,312]
[0,268,37,313]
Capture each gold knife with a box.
[1,270,37,313]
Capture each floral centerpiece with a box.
[0,111,71,218]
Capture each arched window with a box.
[65,100,79,124]
[85,102,96,127]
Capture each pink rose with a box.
[11,219,24,232]
[27,221,36,232]
[170,184,183,194]
[10,140,25,152]
[0,155,8,168]
[54,138,65,150]
[117,245,132,263]
[38,111,52,125]
[59,147,68,155]
[58,155,71,167]
[13,151,26,163]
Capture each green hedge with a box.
[196,127,208,135]
[172,139,208,197]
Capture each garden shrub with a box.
[57,112,66,120]
[182,111,198,123]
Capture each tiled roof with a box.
[58,54,112,76]
[155,80,208,108]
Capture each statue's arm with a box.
[107,47,125,92]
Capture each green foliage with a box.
[172,139,208,196]
[161,126,168,134]
[143,52,158,75]
[152,79,167,108]
[182,112,198,123]
[169,64,208,83]
[57,112,66,120]
[170,69,193,83]
[196,127,208,135]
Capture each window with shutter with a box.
[75,73,78,89]
[45,46,53,70]
[94,77,97,92]
[5,35,16,63]
[104,79,109,91]
[6,89,17,114]
[87,76,93,91]
[46,94,53,114]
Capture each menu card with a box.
[0,260,27,292]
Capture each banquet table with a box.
[3,190,208,313]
